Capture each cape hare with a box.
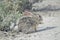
[18,11,43,34]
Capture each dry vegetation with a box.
[0,0,29,31]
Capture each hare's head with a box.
[33,14,43,24]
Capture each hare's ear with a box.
[38,15,44,24]
[39,15,43,20]
[38,15,42,18]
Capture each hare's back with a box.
[18,17,37,27]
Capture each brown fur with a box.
[18,11,43,34]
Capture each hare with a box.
[18,11,43,34]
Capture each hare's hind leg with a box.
[33,26,37,32]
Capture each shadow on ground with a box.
[28,26,56,34]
